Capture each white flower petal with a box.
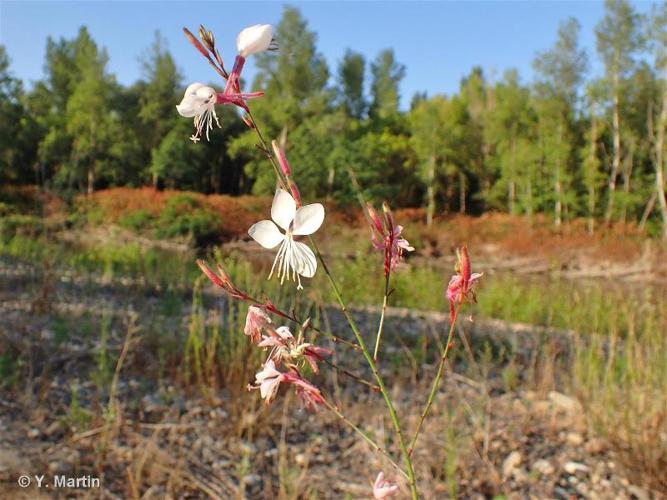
[271,189,296,231]
[292,203,325,236]
[176,95,199,117]
[248,220,284,249]
[291,241,317,278]
[184,82,205,95]
[194,85,216,100]
[236,24,273,57]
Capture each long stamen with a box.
[268,239,286,280]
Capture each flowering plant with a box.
[181,23,481,498]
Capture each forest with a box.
[1,1,667,238]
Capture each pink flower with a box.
[446,246,482,322]
[283,372,325,411]
[244,306,272,344]
[302,345,333,373]
[251,361,324,411]
[367,203,414,277]
[254,360,283,404]
[373,472,398,499]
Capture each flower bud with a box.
[236,24,273,57]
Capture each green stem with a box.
[245,107,418,498]
[321,357,380,391]
[322,398,408,480]
[408,304,460,456]
[373,273,391,361]
[309,237,419,499]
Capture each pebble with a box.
[566,432,584,446]
[502,451,522,478]
[532,459,555,476]
[27,428,40,439]
[564,461,590,475]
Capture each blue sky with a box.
[0,1,658,109]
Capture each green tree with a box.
[369,49,405,122]
[338,49,366,119]
[0,46,28,184]
[648,1,667,238]
[410,95,474,224]
[138,32,182,186]
[64,27,119,193]
[596,0,644,223]
[485,70,537,215]
[533,17,587,226]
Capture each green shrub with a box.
[155,194,221,245]
[0,214,46,240]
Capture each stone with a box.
[532,459,555,476]
[564,461,589,475]
[566,432,584,446]
[502,451,522,478]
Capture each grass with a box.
[1,226,666,492]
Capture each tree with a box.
[338,49,366,119]
[643,2,667,238]
[533,18,588,226]
[369,49,405,122]
[65,27,119,193]
[596,0,644,223]
[485,70,537,215]
[138,32,182,186]
[410,95,474,224]
[0,46,27,184]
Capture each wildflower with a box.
[251,360,324,410]
[254,360,283,404]
[225,24,274,96]
[282,371,325,410]
[373,472,398,499]
[257,325,331,373]
[236,24,273,58]
[196,259,247,299]
[177,82,263,142]
[301,345,333,374]
[248,188,324,289]
[367,202,414,277]
[446,246,482,322]
[244,306,272,344]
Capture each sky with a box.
[0,1,659,109]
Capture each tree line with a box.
[1,2,666,237]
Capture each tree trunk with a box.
[459,171,466,214]
[87,167,95,195]
[604,80,621,224]
[509,135,517,215]
[620,145,634,224]
[555,118,563,227]
[587,113,597,235]
[426,155,436,227]
[655,88,667,240]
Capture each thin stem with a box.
[408,304,460,456]
[309,236,419,499]
[244,105,418,499]
[322,398,408,480]
[373,273,391,361]
[321,357,380,391]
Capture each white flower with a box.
[176,82,220,143]
[236,24,273,57]
[254,360,283,403]
[248,188,324,289]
